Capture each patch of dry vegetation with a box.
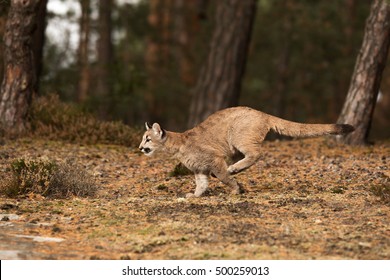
[371,184,390,204]
[0,158,97,199]
[27,94,141,146]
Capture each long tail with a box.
[269,116,354,138]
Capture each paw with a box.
[231,184,245,195]
[227,165,239,175]
[185,193,196,198]
[231,189,244,195]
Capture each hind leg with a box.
[212,158,245,195]
[227,148,261,175]
[228,137,263,175]
[227,154,259,175]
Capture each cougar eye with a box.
[145,138,151,143]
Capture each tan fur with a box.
[139,106,354,197]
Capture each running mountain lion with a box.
[139,106,354,198]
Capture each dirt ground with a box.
[0,138,389,260]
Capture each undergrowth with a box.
[371,184,390,204]
[27,94,141,147]
[169,163,193,177]
[0,158,97,199]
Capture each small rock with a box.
[0,250,22,260]
[0,214,20,221]
[358,242,372,248]
[61,217,73,223]
[15,235,64,243]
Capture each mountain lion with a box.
[139,106,354,197]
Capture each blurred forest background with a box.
[1,0,389,139]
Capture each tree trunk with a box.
[96,0,113,117]
[333,0,357,121]
[77,0,91,102]
[144,0,161,121]
[144,0,174,122]
[31,0,47,93]
[188,0,257,127]
[196,0,209,20]
[174,0,203,87]
[0,3,10,85]
[0,0,40,134]
[273,0,293,118]
[337,0,390,145]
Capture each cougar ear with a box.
[152,123,166,139]
[145,122,152,130]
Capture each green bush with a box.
[28,94,141,147]
[0,158,97,199]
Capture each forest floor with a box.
[0,137,389,260]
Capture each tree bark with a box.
[144,0,174,121]
[0,0,40,134]
[31,0,47,93]
[77,0,91,102]
[337,0,390,145]
[0,3,10,85]
[333,0,357,121]
[273,0,293,118]
[188,0,257,127]
[174,0,203,87]
[96,0,113,117]
[144,0,161,121]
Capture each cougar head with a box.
[139,122,166,156]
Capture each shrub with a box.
[169,163,193,177]
[371,184,390,204]
[0,158,97,199]
[47,161,97,198]
[28,94,141,147]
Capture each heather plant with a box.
[371,184,390,204]
[0,158,97,199]
[28,94,141,147]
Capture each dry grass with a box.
[0,158,97,199]
[371,184,390,204]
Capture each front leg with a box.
[186,173,209,198]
